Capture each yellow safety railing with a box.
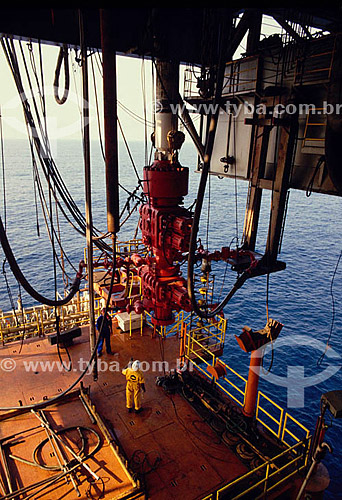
[84,239,146,264]
[302,108,326,149]
[185,333,246,407]
[282,412,311,448]
[183,326,310,447]
[223,56,259,96]
[126,312,144,338]
[189,320,226,352]
[184,56,259,100]
[115,238,147,256]
[294,35,336,85]
[256,391,284,439]
[203,438,310,500]
[145,311,184,338]
[0,296,105,343]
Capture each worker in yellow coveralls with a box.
[122,359,146,413]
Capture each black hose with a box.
[187,21,240,319]
[32,426,101,470]
[0,214,83,307]
[53,45,70,105]
[0,235,117,411]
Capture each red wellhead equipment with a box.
[132,158,193,325]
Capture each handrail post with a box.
[263,463,270,497]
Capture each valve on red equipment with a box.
[136,157,193,326]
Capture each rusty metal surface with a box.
[0,326,252,499]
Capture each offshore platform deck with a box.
[0,323,310,500]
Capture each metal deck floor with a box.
[0,325,249,499]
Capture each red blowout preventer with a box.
[133,160,193,325]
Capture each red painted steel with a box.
[132,159,193,325]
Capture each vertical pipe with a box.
[246,10,262,54]
[79,10,97,379]
[100,9,119,234]
[243,350,262,418]
[155,60,179,156]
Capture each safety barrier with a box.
[0,294,104,343]
[84,238,146,265]
[202,438,310,500]
[256,391,284,439]
[184,56,259,100]
[282,412,311,447]
[185,331,246,407]
[186,314,227,353]
[302,108,326,150]
[145,310,185,338]
[183,329,310,448]
[294,34,336,85]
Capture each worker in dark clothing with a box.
[96,308,114,356]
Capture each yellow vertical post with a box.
[263,463,270,496]
[39,309,44,335]
[35,311,40,336]
[179,321,187,362]
[60,305,65,331]
[187,325,191,358]
[140,314,143,336]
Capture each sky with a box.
[0,15,288,148]
[0,44,156,144]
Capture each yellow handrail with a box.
[256,391,284,439]
[183,325,310,449]
[212,438,310,500]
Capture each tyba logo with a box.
[251,334,341,408]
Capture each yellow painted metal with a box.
[184,332,246,406]
[0,296,105,343]
[256,391,284,438]
[211,439,310,500]
[145,311,184,338]
[184,325,309,448]
[282,412,310,447]
[303,107,326,148]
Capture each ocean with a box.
[0,139,341,498]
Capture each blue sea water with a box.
[0,139,341,497]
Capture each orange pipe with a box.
[243,350,262,418]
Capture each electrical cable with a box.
[91,52,144,212]
[317,249,342,366]
[129,449,161,475]
[1,37,112,257]
[53,44,70,105]
[187,19,250,319]
[117,100,154,127]
[306,155,325,197]
[0,234,117,411]
[0,214,84,307]
[167,392,233,462]
[31,148,78,276]
[32,425,101,470]
[0,105,6,230]
[2,259,19,326]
